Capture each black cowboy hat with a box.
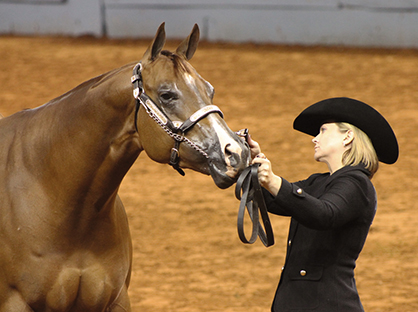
[293,97,399,164]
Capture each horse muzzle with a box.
[208,136,251,189]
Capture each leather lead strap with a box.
[235,164,275,247]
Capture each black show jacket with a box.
[263,165,376,312]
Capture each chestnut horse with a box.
[0,23,249,311]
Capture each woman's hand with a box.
[236,129,261,160]
[246,134,261,160]
[236,129,282,195]
[252,153,282,196]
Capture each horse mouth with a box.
[207,141,250,189]
[208,162,239,189]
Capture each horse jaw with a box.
[208,163,241,189]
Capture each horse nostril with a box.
[225,143,232,156]
[225,143,240,167]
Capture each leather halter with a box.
[235,164,275,247]
[131,62,223,176]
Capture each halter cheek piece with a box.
[131,62,224,176]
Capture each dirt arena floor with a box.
[1,34,418,312]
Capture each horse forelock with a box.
[160,50,192,75]
[158,50,213,99]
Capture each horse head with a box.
[135,23,250,189]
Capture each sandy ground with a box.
[1,35,418,312]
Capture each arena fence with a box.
[0,0,417,47]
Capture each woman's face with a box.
[312,123,347,169]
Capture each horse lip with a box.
[208,161,236,189]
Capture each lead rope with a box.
[235,163,275,247]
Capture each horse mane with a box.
[90,64,133,89]
[37,65,132,107]
[50,53,190,105]
[87,51,191,92]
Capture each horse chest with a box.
[3,242,130,312]
[45,264,116,311]
[1,196,132,310]
[22,260,125,312]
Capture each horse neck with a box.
[18,66,141,215]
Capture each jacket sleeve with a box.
[263,173,375,230]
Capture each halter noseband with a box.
[131,62,224,176]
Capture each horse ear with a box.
[176,24,200,60]
[143,22,166,62]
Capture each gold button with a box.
[300,270,307,276]
[288,240,292,246]
[281,266,285,271]
[297,188,303,195]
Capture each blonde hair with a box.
[336,122,379,178]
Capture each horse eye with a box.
[159,91,178,103]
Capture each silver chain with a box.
[145,107,209,159]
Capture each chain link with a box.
[147,109,209,159]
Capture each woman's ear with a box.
[343,130,354,146]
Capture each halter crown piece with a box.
[131,62,224,176]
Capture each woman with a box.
[248,97,398,311]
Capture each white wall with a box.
[1,0,418,48]
[0,0,103,36]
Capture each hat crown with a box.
[293,97,398,164]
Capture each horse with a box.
[0,23,250,311]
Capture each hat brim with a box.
[293,97,399,164]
